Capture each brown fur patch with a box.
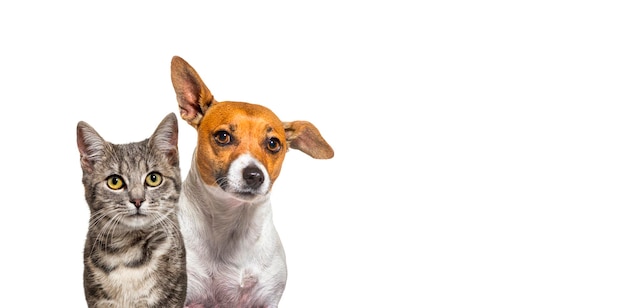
[195,101,287,188]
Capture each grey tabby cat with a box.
[76,113,187,308]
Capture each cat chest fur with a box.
[87,233,174,299]
[77,113,187,307]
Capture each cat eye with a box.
[145,172,163,187]
[214,131,232,145]
[267,137,281,153]
[106,175,125,190]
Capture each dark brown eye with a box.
[106,175,125,190]
[214,131,232,145]
[267,137,281,153]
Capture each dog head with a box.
[170,56,334,202]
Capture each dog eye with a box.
[267,137,281,152]
[145,172,163,187]
[106,175,125,190]
[214,131,232,145]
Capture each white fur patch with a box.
[226,154,270,195]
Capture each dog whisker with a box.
[169,56,333,306]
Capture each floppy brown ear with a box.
[170,56,217,128]
[283,121,334,159]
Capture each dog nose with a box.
[243,166,264,189]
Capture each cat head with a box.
[76,113,181,230]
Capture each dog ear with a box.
[170,56,217,128]
[283,121,334,159]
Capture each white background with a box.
[1,1,625,307]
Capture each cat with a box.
[76,113,187,308]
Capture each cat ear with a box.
[283,121,334,159]
[170,56,217,129]
[150,113,179,166]
[76,121,107,173]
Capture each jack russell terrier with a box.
[170,56,334,307]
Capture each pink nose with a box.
[132,199,145,208]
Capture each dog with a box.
[170,56,334,307]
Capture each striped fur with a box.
[77,113,187,308]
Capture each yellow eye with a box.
[106,175,125,190]
[145,172,163,187]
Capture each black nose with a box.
[243,166,264,189]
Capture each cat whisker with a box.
[146,209,178,239]
[77,113,186,306]
[90,211,124,257]
[153,215,176,240]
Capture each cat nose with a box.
[132,199,145,208]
